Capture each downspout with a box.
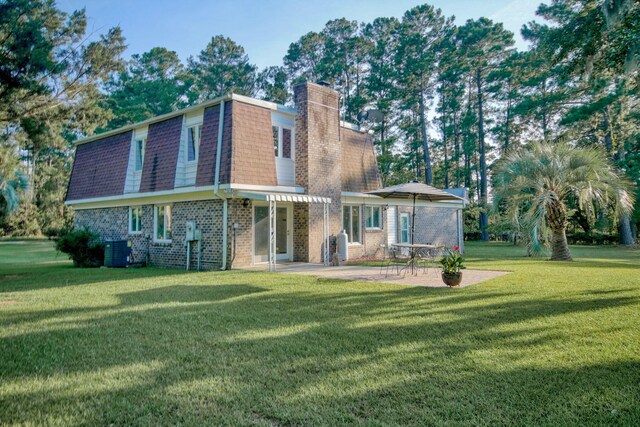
[213,99,228,270]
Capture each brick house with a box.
[65,82,466,270]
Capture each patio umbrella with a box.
[367,181,465,244]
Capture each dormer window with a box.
[186,125,201,162]
[134,138,146,171]
[272,125,292,159]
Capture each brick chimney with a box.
[293,81,342,262]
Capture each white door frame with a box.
[252,201,293,264]
[399,212,410,244]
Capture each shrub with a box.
[55,228,104,267]
[566,232,619,245]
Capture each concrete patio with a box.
[247,263,510,288]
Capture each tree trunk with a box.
[419,78,432,185]
[550,227,573,261]
[619,214,635,245]
[442,89,449,189]
[454,111,461,187]
[546,194,572,260]
[504,94,512,153]
[476,68,489,241]
[602,108,613,153]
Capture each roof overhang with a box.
[236,191,331,204]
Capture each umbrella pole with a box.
[411,194,416,245]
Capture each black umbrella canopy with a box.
[367,182,465,202]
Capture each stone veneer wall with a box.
[74,199,226,270]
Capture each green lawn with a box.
[1,241,639,426]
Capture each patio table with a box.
[391,243,443,276]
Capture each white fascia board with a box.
[340,121,360,131]
[230,94,297,116]
[220,183,305,194]
[341,195,465,209]
[66,186,220,209]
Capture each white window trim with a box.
[343,205,362,245]
[272,125,294,160]
[185,124,201,163]
[154,204,172,243]
[134,138,146,171]
[128,206,142,235]
[364,206,382,230]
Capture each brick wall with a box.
[293,82,342,263]
[293,202,309,262]
[74,199,226,270]
[227,198,253,267]
[397,206,463,250]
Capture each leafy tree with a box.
[395,5,454,185]
[362,17,400,185]
[104,47,188,130]
[458,18,514,240]
[187,35,256,102]
[256,66,289,104]
[284,31,325,82]
[0,0,125,235]
[0,0,125,125]
[493,141,633,260]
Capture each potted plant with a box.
[439,246,465,287]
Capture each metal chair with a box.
[378,244,390,275]
[389,245,411,277]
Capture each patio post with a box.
[268,198,276,272]
[323,201,329,265]
[411,193,416,245]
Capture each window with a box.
[365,206,381,229]
[154,205,172,242]
[272,126,279,157]
[272,125,293,159]
[134,138,146,171]
[129,207,142,234]
[282,128,292,158]
[400,213,410,243]
[342,205,361,244]
[186,125,201,162]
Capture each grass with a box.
[1,240,639,426]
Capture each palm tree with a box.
[493,141,634,261]
[0,147,28,215]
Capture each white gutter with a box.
[213,100,228,270]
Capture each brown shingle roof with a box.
[341,128,382,193]
[230,101,277,186]
[139,116,182,193]
[66,131,132,201]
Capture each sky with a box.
[58,0,542,69]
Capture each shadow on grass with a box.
[2,274,639,424]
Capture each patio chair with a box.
[378,244,391,275]
[416,247,436,274]
[388,245,411,277]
